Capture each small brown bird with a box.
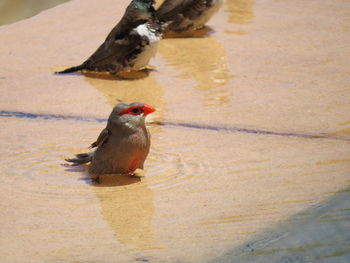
[66,102,155,175]
[56,0,162,74]
[156,0,223,33]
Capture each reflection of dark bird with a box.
[56,0,162,74]
[156,0,223,33]
[66,102,156,175]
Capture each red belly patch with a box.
[127,156,140,174]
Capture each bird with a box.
[155,0,223,33]
[56,0,162,74]
[66,102,156,175]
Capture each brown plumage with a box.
[66,102,155,175]
[156,0,223,33]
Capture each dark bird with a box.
[57,0,162,74]
[155,0,223,33]
[66,102,156,175]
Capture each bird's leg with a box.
[139,65,155,72]
[92,176,101,184]
[130,169,145,178]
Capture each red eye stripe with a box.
[119,104,156,116]
[119,106,143,116]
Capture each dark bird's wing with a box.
[80,31,147,73]
[65,128,111,165]
[90,128,111,149]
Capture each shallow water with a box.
[0,0,349,262]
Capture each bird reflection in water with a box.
[225,0,254,25]
[159,34,231,106]
[92,174,159,251]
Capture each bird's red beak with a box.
[143,104,156,115]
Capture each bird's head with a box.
[129,0,155,13]
[108,102,156,132]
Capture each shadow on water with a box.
[54,68,153,80]
[82,69,152,81]
[62,157,143,187]
[91,173,141,187]
[211,188,350,263]
[162,25,215,39]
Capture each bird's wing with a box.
[82,30,149,72]
[156,0,210,21]
[90,128,111,148]
[78,6,153,72]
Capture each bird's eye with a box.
[131,108,142,114]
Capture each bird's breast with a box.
[132,42,159,69]
[134,23,161,44]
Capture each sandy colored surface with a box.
[0,0,349,262]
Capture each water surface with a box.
[0,0,349,262]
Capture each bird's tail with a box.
[65,152,92,166]
[55,64,85,74]
[158,20,172,33]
